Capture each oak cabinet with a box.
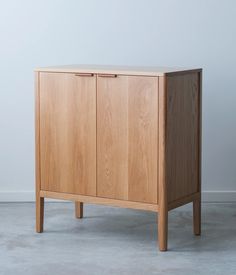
[35,65,202,251]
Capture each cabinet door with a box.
[97,75,158,203]
[39,72,96,195]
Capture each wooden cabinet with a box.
[35,65,202,251]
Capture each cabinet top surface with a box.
[35,64,202,76]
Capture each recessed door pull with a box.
[75,73,94,77]
[98,74,117,78]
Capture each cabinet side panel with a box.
[166,73,199,202]
[128,76,158,204]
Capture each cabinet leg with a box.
[75,202,83,218]
[193,198,201,235]
[36,196,44,233]
[158,209,168,251]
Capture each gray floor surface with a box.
[0,202,235,275]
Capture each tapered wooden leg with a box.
[193,198,201,235]
[36,197,44,233]
[75,202,83,218]
[158,208,168,251]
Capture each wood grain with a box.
[39,72,96,195]
[158,76,168,251]
[166,73,199,203]
[128,76,158,203]
[35,72,44,233]
[40,190,158,212]
[97,75,158,203]
[97,75,129,200]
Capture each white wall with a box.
[0,0,235,201]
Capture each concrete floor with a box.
[0,202,235,275]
